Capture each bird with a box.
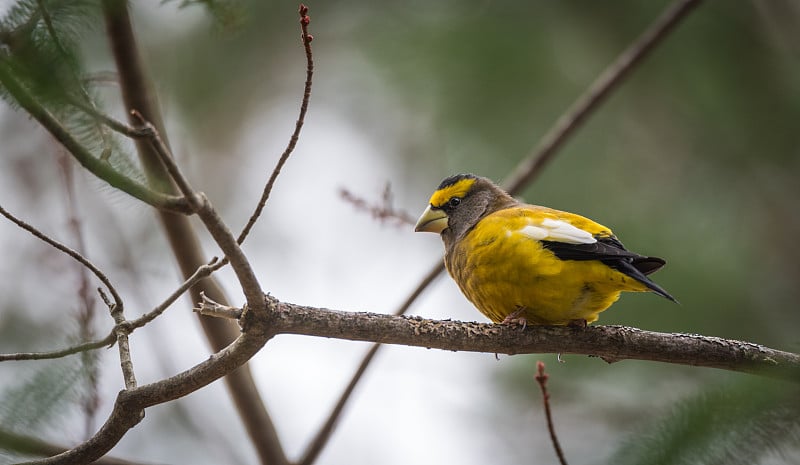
[414,173,676,326]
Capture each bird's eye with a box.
[448,197,461,208]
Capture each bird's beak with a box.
[414,205,449,233]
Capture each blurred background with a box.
[1,0,799,464]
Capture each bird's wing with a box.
[482,206,675,301]
[497,206,613,244]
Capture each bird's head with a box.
[415,174,517,244]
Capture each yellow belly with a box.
[446,225,648,325]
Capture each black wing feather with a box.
[540,237,676,302]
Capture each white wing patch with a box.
[518,218,597,244]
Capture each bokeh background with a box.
[1,0,799,464]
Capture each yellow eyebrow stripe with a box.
[429,178,476,208]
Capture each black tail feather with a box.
[613,259,677,303]
[632,256,666,276]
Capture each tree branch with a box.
[267,301,800,382]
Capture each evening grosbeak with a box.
[415,174,675,325]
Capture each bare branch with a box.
[237,2,315,246]
[535,361,568,465]
[269,301,800,382]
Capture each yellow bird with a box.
[415,174,675,326]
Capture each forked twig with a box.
[300,1,704,462]
[0,202,138,388]
[535,361,568,465]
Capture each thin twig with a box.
[339,184,417,227]
[535,361,568,465]
[0,203,122,307]
[0,333,116,362]
[0,146,135,391]
[128,258,220,330]
[301,1,704,462]
[236,3,314,246]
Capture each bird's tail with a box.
[615,258,678,303]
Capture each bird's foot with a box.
[567,318,587,328]
[501,308,528,329]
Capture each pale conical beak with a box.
[414,205,449,233]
